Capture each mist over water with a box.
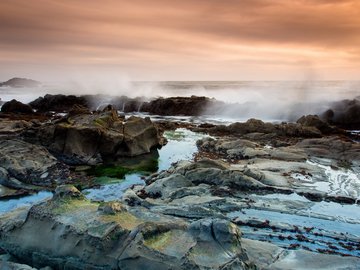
[1,79,359,122]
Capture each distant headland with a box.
[0,77,41,88]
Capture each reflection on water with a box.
[0,128,207,210]
[83,128,208,201]
[0,191,52,214]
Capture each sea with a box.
[0,80,359,122]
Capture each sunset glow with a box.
[1,0,360,80]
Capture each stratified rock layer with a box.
[23,107,162,165]
[0,186,253,270]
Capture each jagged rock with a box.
[67,104,92,117]
[54,185,83,199]
[22,108,163,165]
[141,96,216,116]
[98,201,127,215]
[198,118,322,138]
[0,191,253,270]
[321,97,360,129]
[29,94,89,113]
[297,136,360,165]
[296,114,335,134]
[0,139,70,188]
[0,119,32,135]
[1,100,33,114]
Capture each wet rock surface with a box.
[0,187,254,270]
[0,96,360,269]
[0,139,70,189]
[22,107,163,165]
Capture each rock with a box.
[0,77,41,88]
[197,137,307,161]
[29,94,89,113]
[143,159,274,202]
[296,114,335,134]
[297,136,360,164]
[0,119,32,135]
[98,201,127,215]
[198,118,322,138]
[242,238,360,270]
[1,100,33,114]
[23,108,163,165]
[54,185,83,199]
[0,139,70,188]
[0,194,253,270]
[67,104,92,116]
[141,96,217,116]
[0,260,38,269]
[123,116,161,156]
[321,97,360,129]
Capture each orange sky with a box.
[0,0,360,81]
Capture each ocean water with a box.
[1,81,359,121]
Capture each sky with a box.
[0,0,360,81]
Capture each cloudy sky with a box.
[0,0,359,81]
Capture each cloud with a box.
[0,0,359,80]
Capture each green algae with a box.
[163,130,186,141]
[100,211,141,230]
[144,231,173,251]
[86,157,158,179]
[51,197,98,215]
[88,165,130,178]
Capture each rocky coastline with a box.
[0,95,359,269]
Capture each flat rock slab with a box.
[0,139,70,188]
[243,239,360,270]
[0,188,253,270]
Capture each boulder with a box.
[29,94,89,113]
[296,114,335,134]
[321,98,360,129]
[1,100,33,114]
[23,107,163,165]
[141,96,215,116]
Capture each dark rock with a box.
[29,94,89,113]
[1,100,33,114]
[0,139,71,188]
[23,108,163,165]
[296,114,335,134]
[68,104,92,117]
[321,98,360,129]
[141,96,216,116]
